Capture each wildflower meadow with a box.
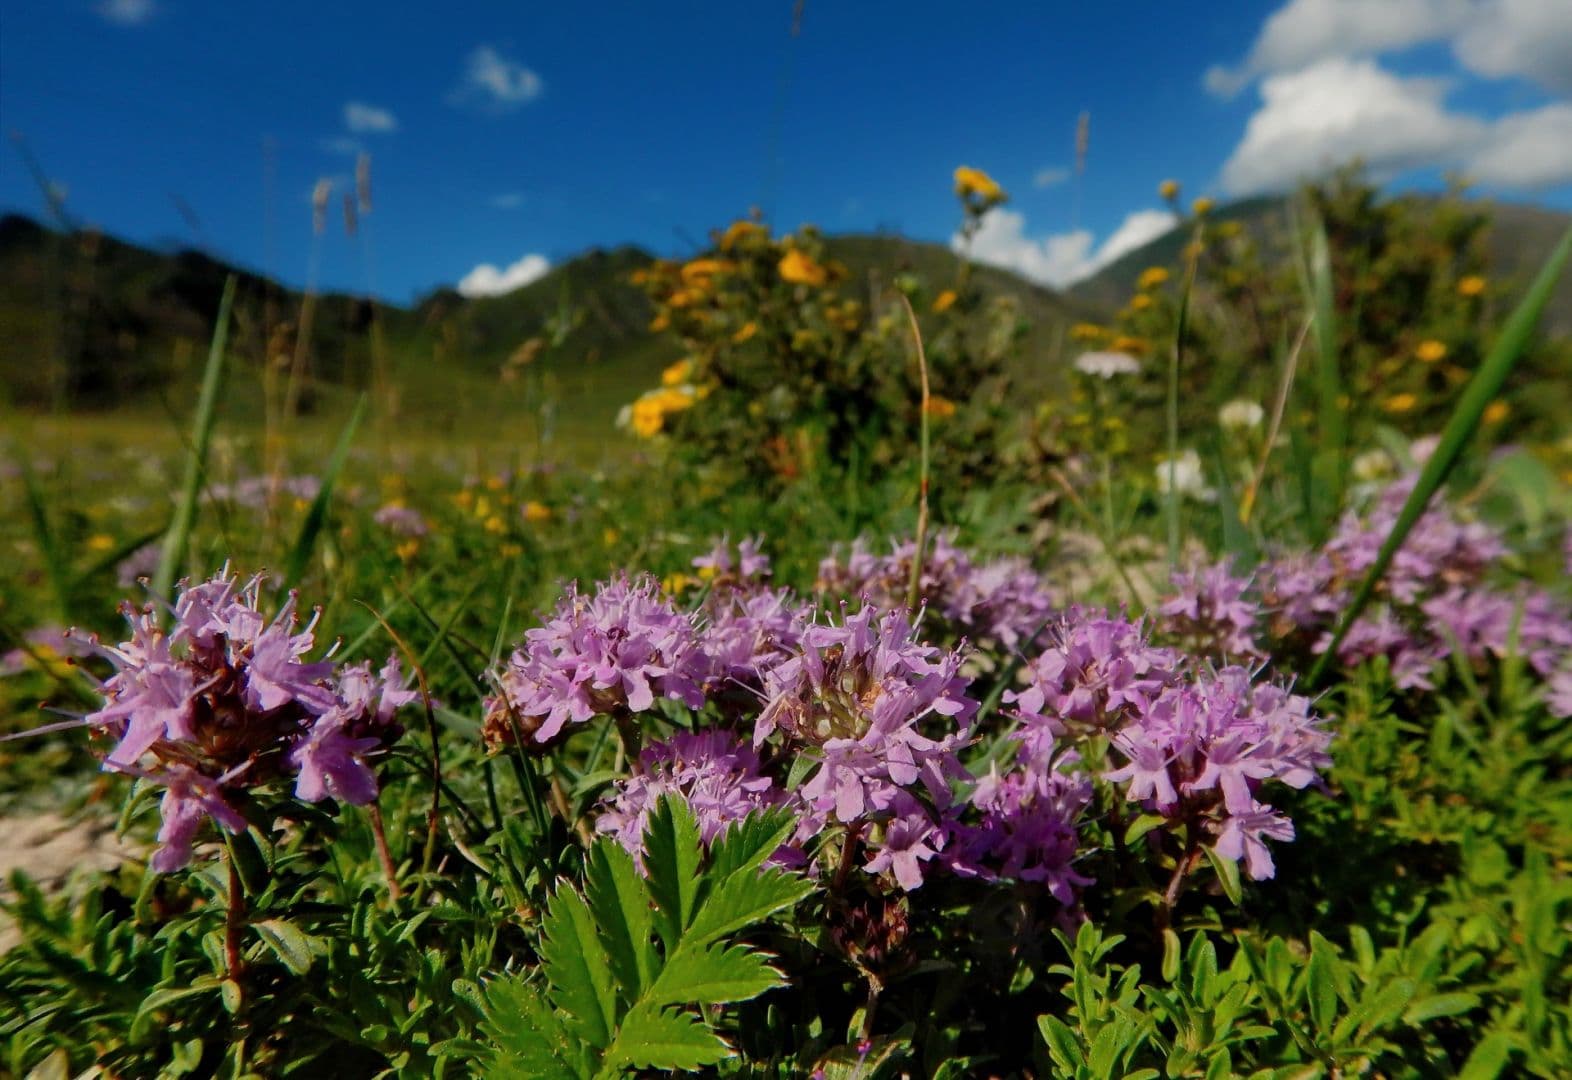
[4,131,1572,1080]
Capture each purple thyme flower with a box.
[595,730,794,867]
[485,574,707,748]
[1103,665,1330,881]
[83,569,411,871]
[373,502,429,538]
[693,534,772,584]
[1005,608,1181,761]
[947,752,1093,904]
[698,587,806,692]
[817,533,1054,652]
[1159,562,1264,660]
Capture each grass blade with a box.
[152,275,236,600]
[1309,224,1572,685]
[280,393,368,590]
[1165,230,1199,570]
[16,451,71,619]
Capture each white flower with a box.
[1350,449,1395,484]
[1218,399,1264,431]
[1154,449,1215,502]
[1073,350,1140,379]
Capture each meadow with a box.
[2,169,1572,1078]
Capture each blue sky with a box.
[2,0,1569,302]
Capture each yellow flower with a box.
[86,533,115,553]
[1416,339,1448,363]
[500,542,523,558]
[1128,293,1153,312]
[483,515,507,535]
[1482,399,1510,424]
[1457,275,1486,297]
[662,358,695,386]
[1070,322,1107,342]
[1191,196,1215,216]
[1182,240,1205,261]
[923,395,957,418]
[1158,179,1180,200]
[452,489,475,510]
[522,500,552,523]
[603,528,620,546]
[484,474,506,491]
[778,248,828,286]
[666,288,699,309]
[680,258,735,285]
[954,165,1006,205]
[1111,334,1149,355]
[395,539,421,562]
[663,571,695,594]
[1136,266,1170,291]
[932,289,958,313]
[732,320,758,344]
[718,219,767,251]
[631,396,666,437]
[1383,392,1419,414]
[649,312,670,332]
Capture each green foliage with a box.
[473,797,813,1078]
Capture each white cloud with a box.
[452,46,544,111]
[490,192,526,209]
[1033,166,1070,189]
[97,0,156,25]
[1453,0,1572,94]
[955,207,1178,288]
[344,102,398,133]
[1205,0,1466,96]
[1468,102,1572,186]
[1221,58,1479,193]
[457,253,551,298]
[1209,0,1572,96]
[1220,56,1572,193]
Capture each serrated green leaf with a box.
[584,841,656,999]
[704,807,796,884]
[479,977,581,1080]
[540,886,618,1050]
[644,796,704,950]
[598,1002,729,1075]
[647,941,783,1007]
[684,864,813,949]
[254,918,314,976]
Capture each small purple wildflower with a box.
[1159,562,1264,660]
[373,502,429,538]
[485,574,707,748]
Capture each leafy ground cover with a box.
[2,171,1571,1077]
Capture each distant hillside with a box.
[1070,196,1572,337]
[0,216,1095,422]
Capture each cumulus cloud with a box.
[457,253,551,298]
[1033,166,1070,189]
[1220,56,1572,193]
[97,0,156,24]
[452,46,544,111]
[955,207,1178,288]
[320,136,363,157]
[344,102,398,134]
[1209,0,1572,96]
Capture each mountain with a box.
[1069,196,1572,337]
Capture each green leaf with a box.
[153,274,236,601]
[1037,1015,1081,1070]
[253,918,314,976]
[584,841,656,999]
[683,864,814,950]
[1203,845,1244,906]
[479,976,581,1080]
[1161,929,1181,984]
[704,807,796,883]
[1305,937,1338,1034]
[647,942,783,1007]
[1124,814,1166,846]
[644,796,703,950]
[598,1002,730,1075]
[1457,1031,1514,1080]
[281,392,367,590]
[1310,223,1572,685]
[1403,992,1480,1024]
[539,886,618,1050]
